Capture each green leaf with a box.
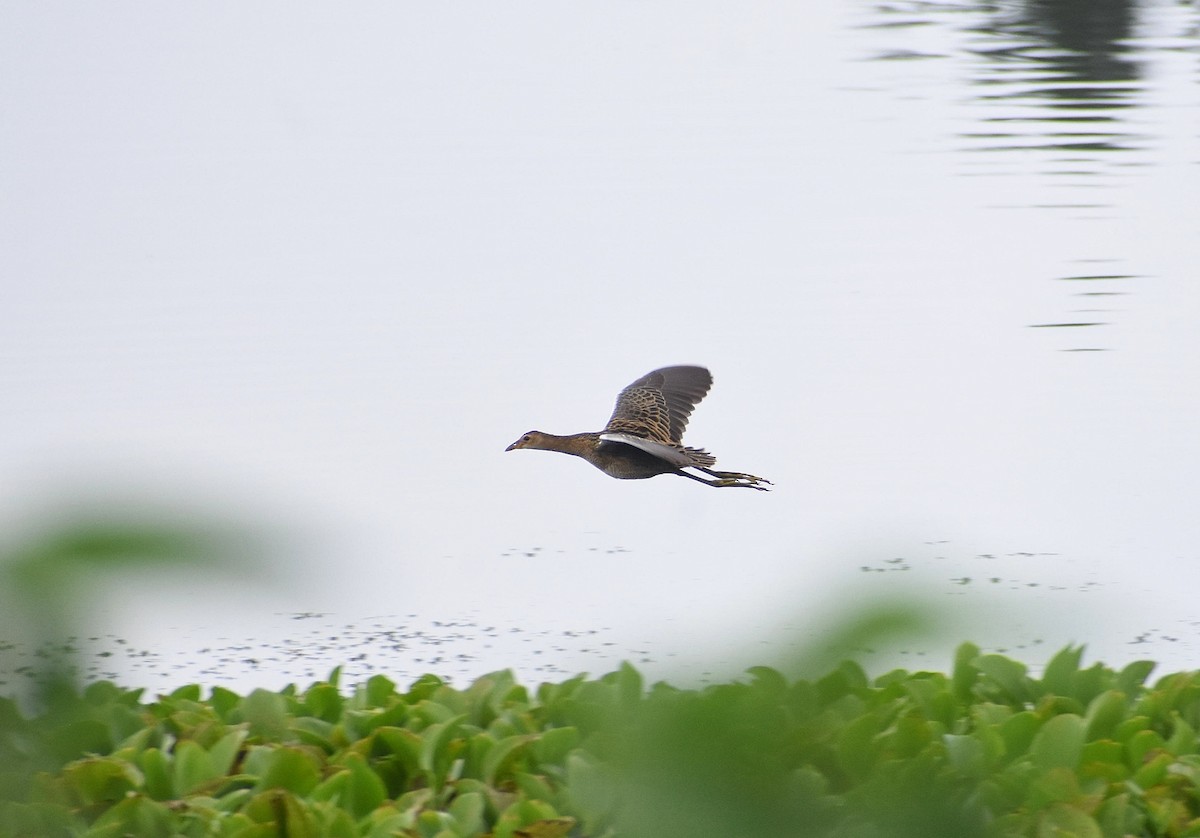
[903,676,956,727]
[304,683,345,723]
[378,726,423,777]
[394,787,434,818]
[1095,792,1140,837]
[251,746,321,795]
[61,757,142,806]
[406,674,446,704]
[310,769,347,803]
[448,791,485,836]
[952,642,982,701]
[515,771,556,803]
[207,728,247,776]
[1000,711,1043,760]
[1134,752,1173,788]
[419,714,467,786]
[1147,796,1188,835]
[0,801,79,836]
[482,734,533,786]
[564,752,614,830]
[170,683,202,702]
[89,794,173,835]
[341,752,387,818]
[365,674,396,709]
[890,712,934,757]
[243,789,320,838]
[292,716,336,751]
[1079,740,1127,782]
[1166,714,1197,756]
[114,724,154,755]
[1040,645,1084,698]
[241,689,289,740]
[494,799,562,838]
[746,666,787,695]
[1036,801,1102,838]
[531,726,579,767]
[816,660,870,703]
[210,685,241,720]
[313,802,359,838]
[1029,714,1085,771]
[1116,660,1156,694]
[463,670,521,727]
[417,808,450,837]
[974,654,1032,704]
[1027,766,1082,810]
[173,739,217,795]
[44,718,113,765]
[972,701,1013,728]
[138,747,173,800]
[510,816,577,838]
[1083,690,1128,741]
[215,787,253,812]
[943,733,986,777]
[612,662,643,709]
[836,712,882,781]
[413,700,458,727]
[363,810,414,838]
[6,522,224,580]
[1126,728,1166,767]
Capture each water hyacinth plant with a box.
[2,644,1200,837]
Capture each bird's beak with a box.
[505,440,520,452]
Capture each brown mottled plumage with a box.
[506,366,770,490]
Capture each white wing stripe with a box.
[598,432,695,467]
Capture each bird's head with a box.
[505,430,547,452]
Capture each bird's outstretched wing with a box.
[602,366,713,444]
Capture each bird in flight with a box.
[506,366,771,490]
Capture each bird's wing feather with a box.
[598,432,696,467]
[602,366,713,443]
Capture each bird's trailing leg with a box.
[678,468,772,491]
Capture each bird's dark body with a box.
[591,437,679,480]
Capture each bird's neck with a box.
[534,432,599,457]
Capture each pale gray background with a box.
[2,2,1198,691]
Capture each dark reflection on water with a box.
[864,0,1154,169]
[960,0,1147,172]
[1026,262,1143,348]
[857,0,1196,351]
[989,0,1138,81]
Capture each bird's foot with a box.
[680,467,772,490]
[714,477,771,491]
[704,469,772,489]
[717,471,772,485]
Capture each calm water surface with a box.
[1,1,1198,695]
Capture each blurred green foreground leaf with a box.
[0,510,263,701]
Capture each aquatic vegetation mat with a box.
[2,643,1200,837]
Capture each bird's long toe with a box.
[704,469,772,486]
[717,478,770,491]
[730,472,771,484]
